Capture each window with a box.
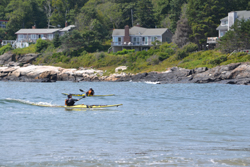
[136,37,139,44]
[221,20,228,26]
[31,34,37,39]
[19,35,23,39]
[144,37,148,45]
[151,36,156,42]
[132,37,140,45]
[48,34,53,39]
[220,31,226,37]
[113,37,122,45]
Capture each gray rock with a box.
[0,52,15,65]
[194,67,208,74]
[16,53,41,64]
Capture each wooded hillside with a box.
[0,0,250,47]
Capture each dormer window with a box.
[221,20,228,26]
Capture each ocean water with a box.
[0,81,250,167]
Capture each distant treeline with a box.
[0,0,250,50]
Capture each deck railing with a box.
[1,40,16,46]
[207,37,219,44]
[112,42,153,46]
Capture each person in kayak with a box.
[65,94,83,106]
[86,88,95,96]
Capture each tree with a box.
[219,19,250,53]
[52,33,61,48]
[168,0,187,32]
[187,0,226,49]
[43,0,53,28]
[99,2,123,28]
[134,0,156,28]
[172,3,191,47]
[76,5,108,42]
[5,0,46,39]
[0,0,9,20]
[61,30,85,51]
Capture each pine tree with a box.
[187,0,226,48]
[172,4,191,47]
[53,33,61,48]
[134,0,156,28]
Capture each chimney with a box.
[124,25,130,43]
[228,11,237,30]
[32,25,36,29]
[65,21,68,27]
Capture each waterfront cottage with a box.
[11,22,75,48]
[111,25,173,53]
[207,10,250,44]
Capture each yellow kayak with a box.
[32,103,123,108]
[62,93,115,97]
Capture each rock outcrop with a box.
[1,63,250,85]
[0,52,15,65]
[0,52,40,66]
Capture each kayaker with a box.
[65,94,83,106]
[86,88,95,96]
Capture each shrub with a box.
[116,49,135,55]
[158,52,170,61]
[175,49,187,60]
[35,38,49,52]
[147,55,160,65]
[0,43,13,55]
[182,42,198,53]
[165,48,176,56]
[208,56,227,65]
[12,44,36,55]
[174,43,198,60]
[95,52,106,60]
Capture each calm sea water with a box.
[0,81,250,166]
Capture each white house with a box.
[13,23,75,48]
[111,25,173,52]
[216,10,250,38]
[208,10,250,44]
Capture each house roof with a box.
[237,10,250,19]
[60,25,75,32]
[216,25,228,31]
[112,26,169,36]
[15,29,61,34]
[220,10,250,21]
[112,29,125,36]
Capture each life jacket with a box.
[65,99,69,106]
[65,98,74,106]
[88,90,93,96]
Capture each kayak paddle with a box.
[79,89,85,92]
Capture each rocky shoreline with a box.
[1,51,250,84]
[1,62,250,85]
